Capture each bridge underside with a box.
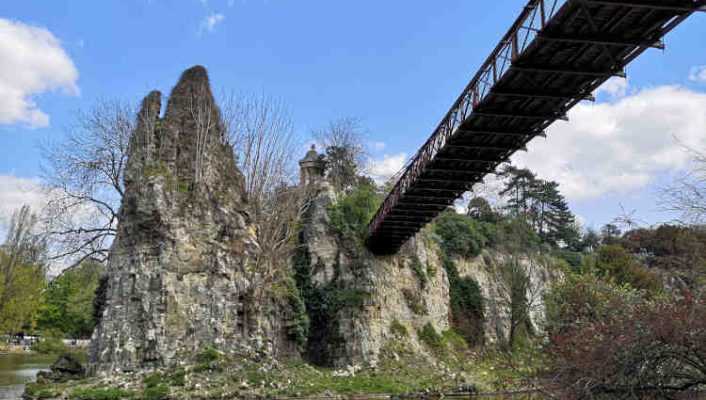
[367,0,705,255]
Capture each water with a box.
[0,354,53,400]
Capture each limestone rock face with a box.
[455,251,561,344]
[89,66,297,373]
[298,185,450,367]
[297,181,561,366]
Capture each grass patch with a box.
[417,323,444,352]
[70,387,136,400]
[390,319,408,337]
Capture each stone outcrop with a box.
[456,251,562,344]
[296,181,450,367]
[89,66,562,374]
[90,66,297,373]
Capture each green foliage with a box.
[323,144,360,193]
[169,369,186,387]
[0,256,45,333]
[408,255,428,289]
[70,387,136,400]
[0,208,47,334]
[292,244,370,365]
[442,258,485,345]
[432,212,489,258]
[142,373,170,400]
[417,323,444,352]
[25,383,64,399]
[38,262,104,339]
[498,165,579,248]
[389,319,408,337]
[32,330,68,354]
[143,385,168,400]
[544,272,641,335]
[441,329,469,352]
[327,182,381,245]
[196,346,220,364]
[555,249,583,269]
[271,275,309,347]
[590,245,663,294]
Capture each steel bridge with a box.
[366,0,706,255]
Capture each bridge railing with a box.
[368,0,568,237]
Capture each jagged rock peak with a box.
[89,66,292,374]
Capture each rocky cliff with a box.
[90,66,297,373]
[296,183,450,367]
[89,65,562,374]
[295,181,562,367]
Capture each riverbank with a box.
[23,339,546,400]
[0,353,54,400]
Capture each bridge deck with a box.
[367,0,705,255]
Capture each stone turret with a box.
[298,145,325,186]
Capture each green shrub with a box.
[32,335,68,355]
[327,182,382,245]
[592,245,663,294]
[70,387,135,400]
[24,383,62,399]
[432,212,488,258]
[417,323,444,352]
[442,258,485,345]
[196,346,220,363]
[409,256,428,289]
[143,373,166,388]
[143,384,168,400]
[390,319,408,337]
[441,329,469,352]
[169,368,186,386]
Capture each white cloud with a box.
[368,153,407,184]
[0,175,47,238]
[595,77,628,98]
[512,85,706,201]
[689,65,706,83]
[0,18,79,128]
[199,13,225,34]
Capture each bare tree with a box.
[660,146,706,224]
[190,83,219,185]
[220,92,307,281]
[312,117,367,192]
[42,92,306,276]
[41,100,136,267]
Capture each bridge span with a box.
[366,0,706,255]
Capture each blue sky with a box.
[1,0,705,232]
